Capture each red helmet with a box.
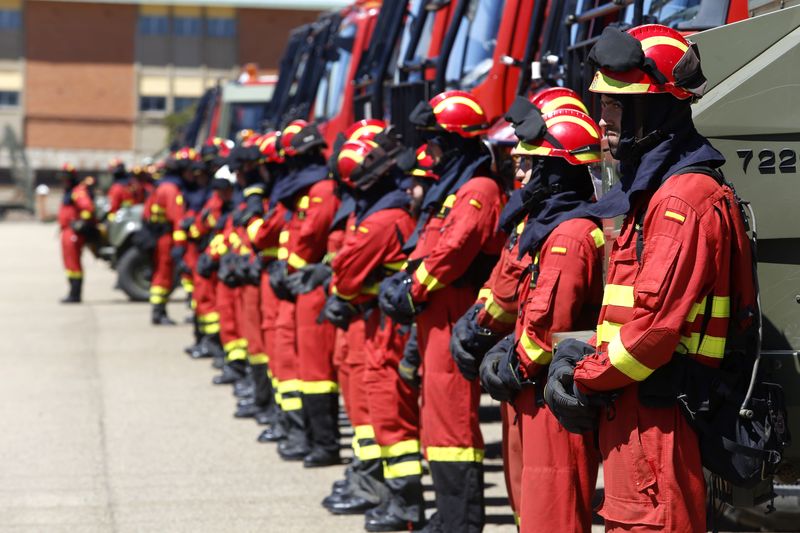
[256,131,284,164]
[511,110,601,165]
[167,147,199,172]
[589,24,703,100]
[531,87,588,114]
[345,119,387,142]
[337,140,376,189]
[202,137,233,161]
[428,90,489,137]
[281,120,309,157]
[411,144,437,179]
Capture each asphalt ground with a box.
[0,221,533,533]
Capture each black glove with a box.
[70,219,89,235]
[479,335,522,402]
[451,303,502,381]
[245,254,263,286]
[170,245,186,263]
[323,295,358,330]
[196,252,218,278]
[218,253,242,287]
[267,260,294,301]
[285,263,333,296]
[378,271,420,325]
[397,325,421,388]
[179,216,194,233]
[241,186,265,222]
[544,339,598,434]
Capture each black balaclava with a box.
[589,93,725,219]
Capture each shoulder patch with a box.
[550,246,567,255]
[468,199,483,210]
[664,209,686,224]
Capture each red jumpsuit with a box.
[106,180,135,221]
[331,207,419,484]
[191,194,225,338]
[574,172,736,532]
[58,183,95,280]
[407,177,505,529]
[473,221,531,524]
[144,178,186,306]
[511,218,604,533]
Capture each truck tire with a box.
[116,247,152,302]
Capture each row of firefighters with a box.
[58,25,749,533]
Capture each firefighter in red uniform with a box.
[547,25,729,532]
[468,100,606,532]
[105,159,135,222]
[145,147,197,325]
[450,88,597,528]
[321,136,422,530]
[266,120,337,462]
[379,91,506,533]
[58,164,96,303]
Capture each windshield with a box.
[444,0,506,90]
[624,0,707,27]
[227,102,268,137]
[314,22,357,122]
[396,0,436,82]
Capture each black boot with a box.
[212,360,247,385]
[233,374,255,397]
[365,473,425,531]
[151,303,176,325]
[277,406,310,460]
[257,407,287,442]
[302,393,341,468]
[428,461,484,533]
[325,458,388,515]
[61,278,82,304]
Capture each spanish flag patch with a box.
[664,210,686,223]
[551,246,567,255]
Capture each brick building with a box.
[0,0,343,177]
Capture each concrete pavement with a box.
[0,221,523,533]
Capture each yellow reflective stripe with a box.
[149,294,167,304]
[686,297,707,324]
[602,284,634,308]
[207,214,216,227]
[175,195,184,206]
[150,204,163,213]
[198,311,220,323]
[240,245,252,255]
[640,35,688,52]
[229,232,241,248]
[608,333,653,381]
[244,186,265,197]
[281,397,303,411]
[248,353,269,365]
[361,283,380,296]
[596,320,622,344]
[260,247,279,258]
[540,95,588,114]
[354,425,375,440]
[545,114,600,139]
[381,439,420,457]
[443,194,457,208]
[297,195,310,209]
[590,71,651,94]
[66,269,83,279]
[300,380,339,394]
[359,444,382,460]
[384,460,423,479]
[484,293,516,324]
[516,220,526,235]
[414,262,444,292]
[679,333,726,358]
[519,331,552,365]
[173,230,187,241]
[277,379,301,393]
[277,247,289,260]
[383,261,405,271]
[278,230,289,244]
[203,322,220,334]
[710,296,730,319]
[223,338,247,352]
[590,227,605,248]
[477,288,491,301]
[180,278,194,292]
[189,224,200,239]
[426,446,484,463]
[226,348,247,362]
[79,210,92,220]
[287,252,308,270]
[247,218,264,242]
[433,95,483,115]
[331,285,358,301]
[216,244,229,255]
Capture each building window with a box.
[139,96,166,112]
[0,9,21,30]
[174,17,201,37]
[206,18,236,38]
[0,90,19,107]
[138,15,169,35]
[174,97,197,113]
